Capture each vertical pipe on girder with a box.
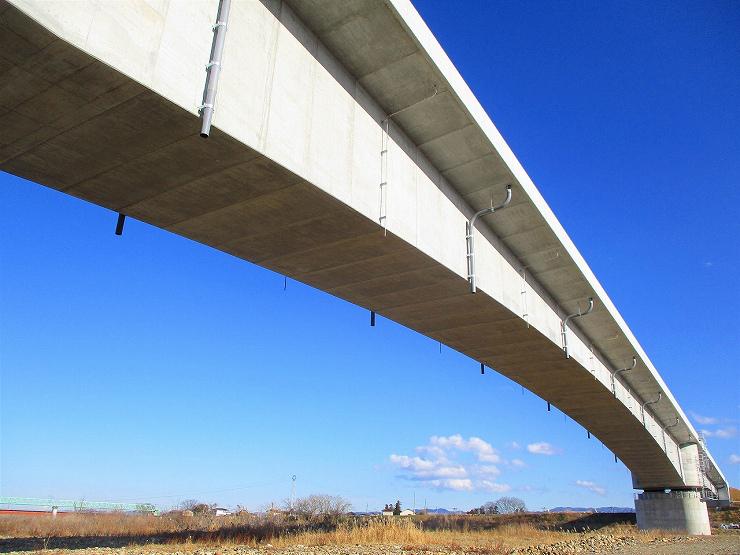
[611,356,637,396]
[199,0,231,138]
[662,418,680,453]
[560,297,594,358]
[466,185,512,293]
[115,214,126,236]
[641,393,662,426]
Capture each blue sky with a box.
[1,0,738,512]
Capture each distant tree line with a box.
[179,499,214,514]
[284,494,352,521]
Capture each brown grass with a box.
[0,511,674,552]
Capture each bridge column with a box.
[715,484,731,508]
[634,489,710,535]
[632,443,710,535]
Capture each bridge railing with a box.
[0,497,157,514]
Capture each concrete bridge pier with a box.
[633,443,711,535]
[634,489,710,535]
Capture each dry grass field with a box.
[0,511,737,554]
[0,512,677,552]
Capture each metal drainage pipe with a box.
[641,392,662,426]
[560,297,594,358]
[611,355,637,395]
[662,417,680,453]
[465,185,512,293]
[199,0,231,138]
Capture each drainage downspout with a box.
[641,392,662,426]
[662,417,680,453]
[465,185,512,293]
[560,297,594,358]
[611,355,637,395]
[199,0,231,138]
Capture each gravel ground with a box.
[3,533,738,555]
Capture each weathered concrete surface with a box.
[0,0,727,518]
[636,491,712,535]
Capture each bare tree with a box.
[286,494,351,520]
[481,502,499,514]
[489,496,526,514]
[180,499,199,511]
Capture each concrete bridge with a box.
[0,0,729,533]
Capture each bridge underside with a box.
[2,3,682,488]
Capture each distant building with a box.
[381,509,393,516]
[399,509,415,516]
[213,507,231,517]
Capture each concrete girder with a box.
[0,0,728,526]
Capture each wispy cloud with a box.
[477,465,501,477]
[690,412,718,425]
[729,454,740,464]
[576,480,606,496]
[390,435,510,492]
[507,441,522,450]
[515,485,548,494]
[510,458,526,468]
[701,427,737,439]
[527,442,561,456]
[480,480,511,493]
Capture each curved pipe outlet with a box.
[641,392,662,426]
[465,185,512,293]
[560,297,594,358]
[611,355,637,395]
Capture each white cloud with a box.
[576,480,606,496]
[430,434,465,449]
[729,454,740,464]
[507,441,522,450]
[430,434,501,463]
[390,435,511,492]
[477,465,501,477]
[468,437,501,463]
[510,458,526,468]
[422,466,467,479]
[480,480,511,493]
[416,445,448,461]
[388,455,466,479]
[527,442,561,456]
[690,412,718,425]
[427,479,473,491]
[701,427,737,439]
[389,455,437,472]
